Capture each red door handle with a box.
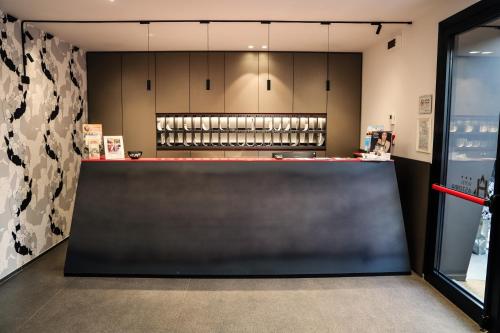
[432,183,487,206]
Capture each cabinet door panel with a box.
[259,52,293,114]
[156,53,189,113]
[326,53,362,157]
[225,52,259,113]
[190,52,225,113]
[122,53,156,158]
[87,53,123,135]
[293,53,327,114]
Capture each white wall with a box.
[360,0,479,163]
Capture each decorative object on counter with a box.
[83,124,103,159]
[127,151,143,159]
[103,136,125,160]
[364,125,384,152]
[370,131,393,155]
[156,113,327,150]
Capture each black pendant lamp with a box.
[262,21,271,91]
[323,22,332,91]
[201,21,211,90]
[141,21,152,91]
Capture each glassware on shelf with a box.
[156,113,327,149]
[202,117,210,131]
[464,120,474,133]
[456,137,466,148]
[317,133,325,147]
[157,117,165,131]
[489,123,498,133]
[449,120,458,133]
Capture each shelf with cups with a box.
[449,115,499,159]
[156,113,327,150]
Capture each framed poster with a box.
[103,136,125,159]
[416,116,432,153]
[82,124,103,158]
[419,95,433,114]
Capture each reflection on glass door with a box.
[436,18,500,303]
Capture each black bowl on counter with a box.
[127,151,143,159]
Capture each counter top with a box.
[82,157,373,163]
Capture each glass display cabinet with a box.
[156,113,327,150]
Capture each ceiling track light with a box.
[371,22,382,35]
[201,21,211,90]
[261,21,271,91]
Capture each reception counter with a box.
[64,158,410,277]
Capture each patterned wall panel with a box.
[0,9,87,280]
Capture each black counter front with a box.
[65,158,410,277]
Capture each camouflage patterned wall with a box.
[0,9,87,280]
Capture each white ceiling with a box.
[0,0,445,52]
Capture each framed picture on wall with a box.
[419,95,433,114]
[103,136,125,159]
[416,116,432,153]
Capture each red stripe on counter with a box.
[81,157,370,163]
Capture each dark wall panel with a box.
[327,53,362,157]
[393,155,431,275]
[87,53,123,136]
[122,53,156,157]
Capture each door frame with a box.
[425,0,500,330]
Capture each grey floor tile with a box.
[0,241,482,333]
[18,287,189,333]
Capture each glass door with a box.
[427,2,500,331]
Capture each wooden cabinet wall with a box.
[225,52,259,113]
[87,51,361,157]
[189,52,225,113]
[293,53,327,114]
[258,53,293,114]
[326,53,362,157]
[87,53,123,136]
[122,53,156,158]
[156,53,189,113]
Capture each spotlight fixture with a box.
[482,51,493,54]
[469,51,480,54]
[201,21,211,90]
[261,21,271,91]
[371,22,382,35]
[248,45,255,49]
[261,45,268,49]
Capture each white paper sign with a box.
[416,117,432,153]
[104,136,125,159]
[419,95,433,114]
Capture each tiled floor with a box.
[0,241,480,333]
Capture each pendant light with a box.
[322,22,331,91]
[141,21,152,91]
[201,21,211,90]
[262,21,271,91]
